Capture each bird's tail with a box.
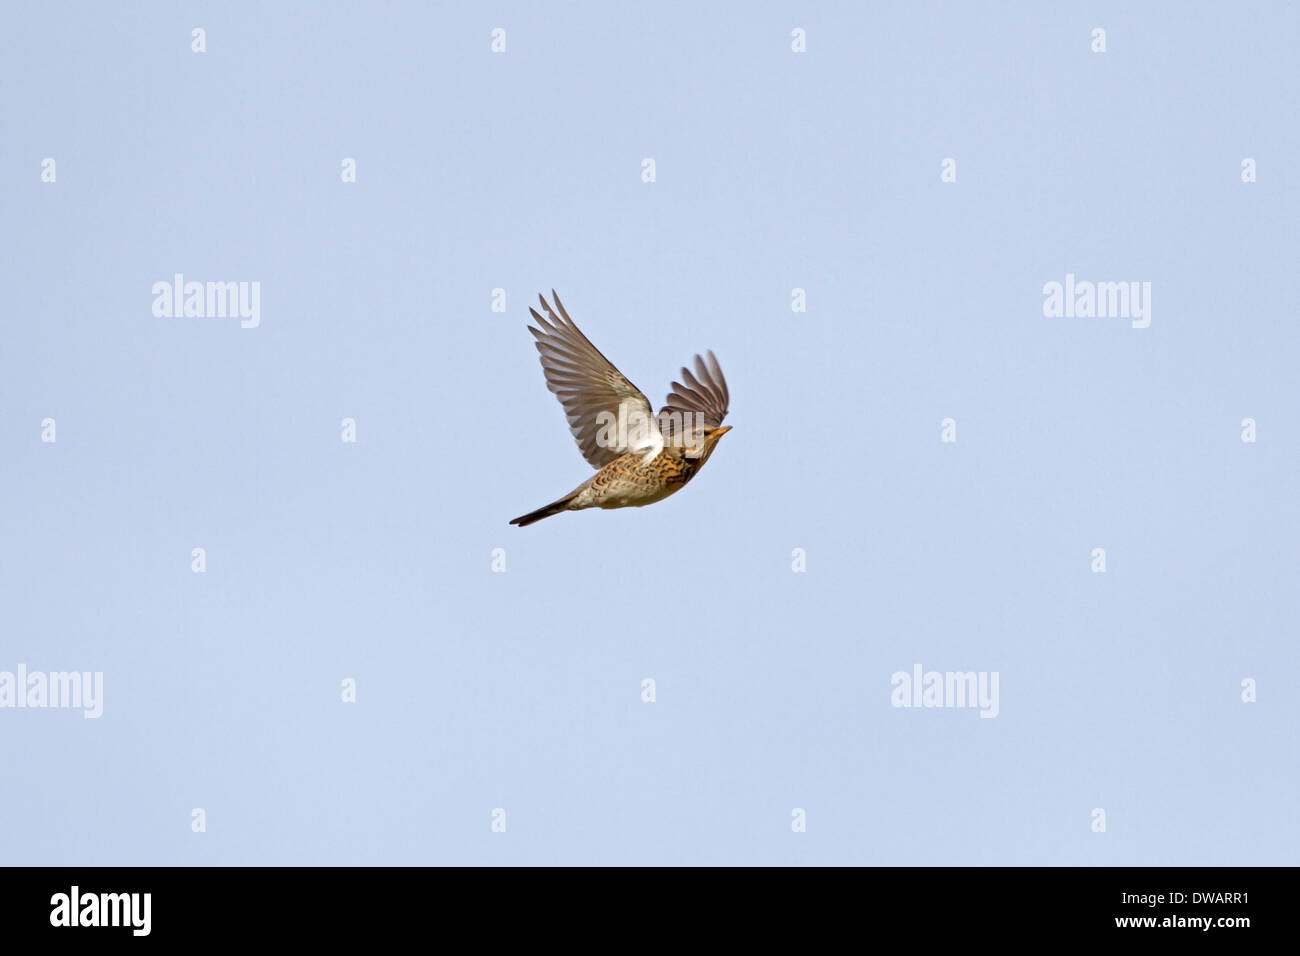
[509,493,577,527]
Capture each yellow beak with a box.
[710,426,732,438]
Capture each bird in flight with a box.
[510,292,731,527]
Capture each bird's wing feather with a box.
[658,351,730,446]
[528,291,662,469]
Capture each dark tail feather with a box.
[509,495,575,527]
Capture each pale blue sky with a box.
[1,2,1296,865]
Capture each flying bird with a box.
[510,292,731,527]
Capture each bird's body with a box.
[510,292,731,527]
[512,447,701,526]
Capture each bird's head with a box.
[687,424,731,465]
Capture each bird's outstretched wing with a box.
[528,291,663,469]
[658,351,730,448]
